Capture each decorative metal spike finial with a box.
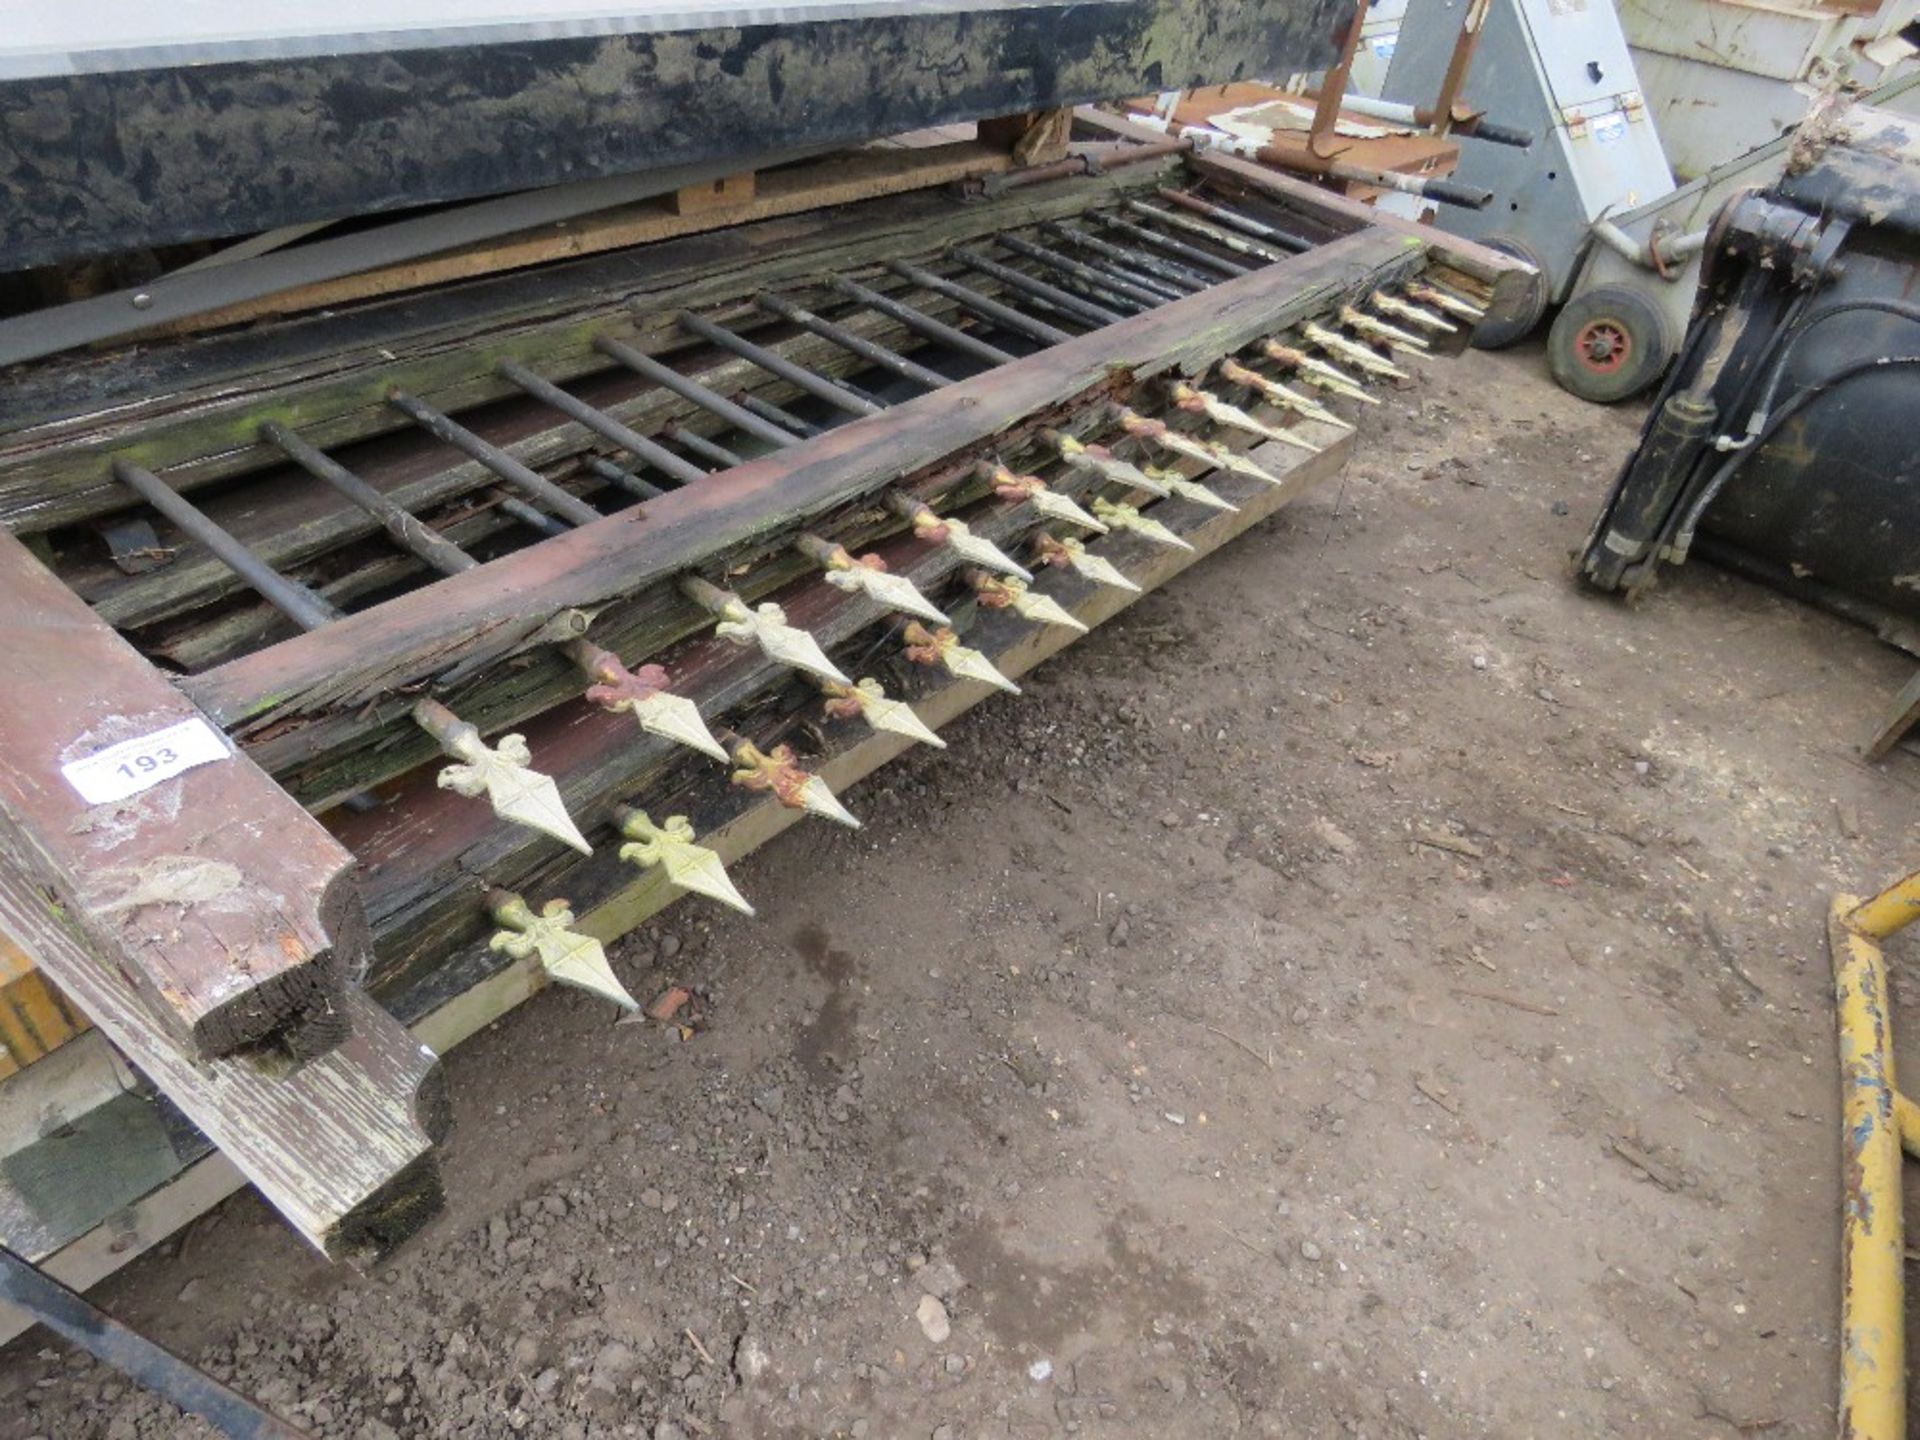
[1372,290,1456,333]
[797,535,949,624]
[971,570,1090,634]
[1033,532,1142,593]
[729,739,862,828]
[891,495,1032,580]
[1045,429,1172,497]
[1141,464,1237,512]
[1216,357,1346,428]
[1340,304,1430,352]
[1259,338,1378,401]
[979,461,1106,532]
[1169,382,1320,454]
[821,677,947,749]
[571,641,728,762]
[1116,408,1285,487]
[1407,281,1486,321]
[1301,322,1408,379]
[901,620,1022,695]
[1090,497,1195,551]
[682,576,851,685]
[615,807,755,915]
[415,699,592,855]
[488,890,638,1010]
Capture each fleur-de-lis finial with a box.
[416,699,592,854]
[488,889,637,1009]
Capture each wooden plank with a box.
[0,859,446,1262]
[0,407,1349,1344]
[0,936,88,1078]
[166,141,1015,335]
[1866,667,1920,761]
[180,227,1417,738]
[0,531,362,1059]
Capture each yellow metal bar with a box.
[1849,870,1920,942]
[1895,1092,1920,1161]
[1832,893,1906,1440]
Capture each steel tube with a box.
[679,312,882,417]
[950,247,1125,328]
[493,493,571,537]
[1124,198,1291,263]
[388,391,601,526]
[1045,223,1210,292]
[1099,217,1250,278]
[594,336,799,448]
[112,459,342,631]
[756,292,952,390]
[1151,188,1312,253]
[1832,896,1906,1440]
[885,260,1073,346]
[1082,257,1188,303]
[497,359,707,486]
[585,455,668,501]
[261,421,477,577]
[661,423,743,468]
[1852,869,1920,942]
[735,393,821,438]
[829,274,1015,365]
[992,233,1164,311]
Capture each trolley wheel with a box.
[1470,237,1550,350]
[1548,285,1674,403]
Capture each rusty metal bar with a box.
[885,260,1073,346]
[1152,188,1312,253]
[0,1247,312,1440]
[992,233,1163,311]
[494,492,572,537]
[1123,198,1291,264]
[1308,0,1370,158]
[661,423,742,468]
[112,459,344,629]
[585,455,668,501]
[829,274,1015,365]
[950,246,1125,327]
[260,421,477,578]
[1099,216,1251,278]
[1081,256,1189,303]
[735,393,822,438]
[678,312,883,417]
[496,359,708,486]
[594,336,800,449]
[1430,0,1496,138]
[388,390,601,526]
[1045,222,1211,293]
[755,292,952,391]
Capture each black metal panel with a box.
[0,0,1354,273]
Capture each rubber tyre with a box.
[1547,284,1675,404]
[1469,237,1550,350]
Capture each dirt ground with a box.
[3,342,1916,1440]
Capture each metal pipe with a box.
[1430,0,1496,139]
[756,292,951,390]
[0,1247,313,1439]
[585,455,668,501]
[388,390,601,526]
[492,492,572,537]
[1589,219,1710,276]
[661,423,742,468]
[1832,887,1908,1440]
[1045,223,1210,292]
[260,421,476,577]
[1099,216,1250,278]
[594,336,800,448]
[1084,257,1187,302]
[1150,189,1312,254]
[1125,197,1292,263]
[949,247,1124,327]
[885,260,1073,346]
[735,393,821,438]
[111,459,343,630]
[1338,92,1533,148]
[830,275,1015,365]
[496,358,707,485]
[678,312,882,416]
[1308,0,1370,156]
[1852,869,1920,942]
[992,233,1162,311]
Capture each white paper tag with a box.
[60,717,231,805]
